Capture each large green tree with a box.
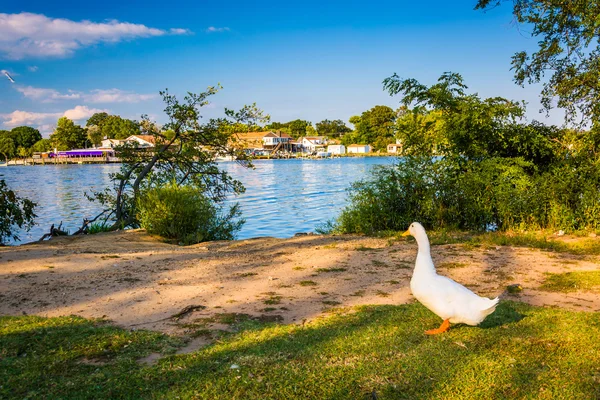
[315,119,351,137]
[10,126,42,149]
[86,112,110,128]
[343,105,396,150]
[0,179,36,244]
[50,117,87,150]
[476,0,600,127]
[31,139,53,153]
[0,134,16,161]
[100,115,140,140]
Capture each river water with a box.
[1,157,396,244]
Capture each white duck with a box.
[402,222,499,335]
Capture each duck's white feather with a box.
[407,222,498,326]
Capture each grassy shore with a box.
[2,301,600,399]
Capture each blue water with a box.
[1,157,396,244]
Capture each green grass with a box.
[423,230,600,255]
[299,280,318,287]
[2,302,600,399]
[315,268,347,273]
[540,271,600,293]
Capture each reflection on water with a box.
[2,157,395,244]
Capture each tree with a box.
[90,86,268,233]
[86,112,109,128]
[10,126,42,149]
[343,106,396,150]
[50,117,87,150]
[475,0,600,127]
[306,125,317,136]
[0,179,36,244]
[31,139,53,153]
[100,115,140,140]
[383,72,524,159]
[87,125,103,147]
[316,119,351,137]
[0,135,16,161]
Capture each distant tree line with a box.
[0,113,141,160]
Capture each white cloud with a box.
[14,85,155,103]
[28,66,38,72]
[84,89,156,103]
[1,110,60,127]
[62,105,106,120]
[1,105,107,128]
[206,26,230,33]
[0,12,191,59]
[15,85,81,102]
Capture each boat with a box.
[316,151,331,158]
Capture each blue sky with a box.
[1,1,561,136]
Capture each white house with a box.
[262,131,292,148]
[125,135,155,148]
[327,144,346,154]
[387,143,402,153]
[100,138,127,149]
[301,136,327,152]
[347,144,371,154]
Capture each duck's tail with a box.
[480,297,500,318]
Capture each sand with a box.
[1,230,599,335]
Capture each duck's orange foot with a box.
[425,319,450,335]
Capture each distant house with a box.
[347,144,371,154]
[100,138,127,149]
[126,135,156,148]
[327,144,346,154]
[387,143,402,153]
[262,131,292,148]
[301,136,327,153]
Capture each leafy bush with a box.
[329,155,600,235]
[137,183,244,244]
[86,223,112,235]
[0,179,36,244]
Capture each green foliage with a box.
[86,112,109,127]
[86,222,113,234]
[0,179,36,244]
[100,115,140,139]
[267,119,312,139]
[0,134,16,161]
[476,0,600,128]
[50,117,87,151]
[541,271,600,293]
[3,302,600,398]
[343,105,396,151]
[315,119,351,137]
[31,138,53,153]
[10,126,42,149]
[137,183,244,244]
[86,125,103,146]
[332,72,600,234]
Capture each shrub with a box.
[329,155,600,235]
[137,183,244,244]
[0,179,36,244]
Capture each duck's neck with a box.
[414,232,436,275]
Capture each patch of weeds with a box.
[189,328,212,338]
[315,268,347,273]
[387,280,400,285]
[43,265,55,269]
[261,307,277,312]
[225,299,237,303]
[322,242,338,249]
[371,260,390,268]
[235,272,258,278]
[351,290,365,297]
[355,245,376,252]
[101,255,120,259]
[395,261,413,269]
[263,296,282,305]
[437,262,468,269]
[318,292,329,296]
[299,280,318,287]
[376,290,390,298]
[322,300,341,306]
[540,271,600,293]
[279,307,290,311]
[277,284,293,289]
[292,266,305,271]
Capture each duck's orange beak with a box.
[401,230,411,237]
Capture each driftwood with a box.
[71,209,112,235]
[38,222,69,241]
